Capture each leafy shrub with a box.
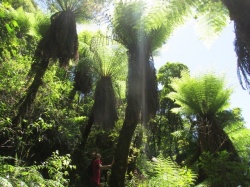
[0,151,75,187]
[135,154,197,187]
[198,151,250,187]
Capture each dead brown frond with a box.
[93,76,118,131]
[222,0,250,89]
[142,55,159,123]
[74,58,92,94]
[35,9,78,67]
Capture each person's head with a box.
[96,153,101,159]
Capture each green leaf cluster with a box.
[198,151,250,187]
[0,152,74,187]
[168,71,232,116]
[112,0,191,52]
[136,154,197,187]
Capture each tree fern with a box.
[168,71,232,117]
[111,0,145,49]
[44,0,106,21]
[69,30,96,97]
[108,1,200,185]
[168,70,240,180]
[82,36,128,131]
[91,38,128,79]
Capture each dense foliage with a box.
[0,0,250,187]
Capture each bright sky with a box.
[154,21,250,129]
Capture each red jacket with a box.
[90,158,102,185]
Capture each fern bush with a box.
[0,151,75,187]
[0,156,44,187]
[135,154,197,187]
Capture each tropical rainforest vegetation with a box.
[0,0,250,186]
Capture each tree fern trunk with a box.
[109,51,142,187]
[198,118,240,161]
[69,109,94,186]
[12,58,49,128]
[80,108,94,150]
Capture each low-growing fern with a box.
[136,154,197,187]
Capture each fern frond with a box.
[171,130,185,139]
[112,0,145,49]
[143,155,197,186]
[11,7,32,35]
[193,1,229,47]
[168,71,232,116]
[110,0,195,52]
[90,36,128,79]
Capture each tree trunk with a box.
[12,58,49,128]
[198,117,240,161]
[109,112,140,186]
[79,108,94,150]
[109,49,143,187]
[69,108,94,186]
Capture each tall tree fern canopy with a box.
[110,0,229,53]
[46,0,86,12]
[91,38,128,79]
[168,71,232,117]
[91,36,128,99]
[112,0,180,52]
[112,0,145,50]
[1,1,250,187]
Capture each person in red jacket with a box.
[90,153,113,187]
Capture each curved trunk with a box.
[80,108,95,150]
[69,109,94,186]
[12,58,49,128]
[109,106,140,186]
[109,48,144,187]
